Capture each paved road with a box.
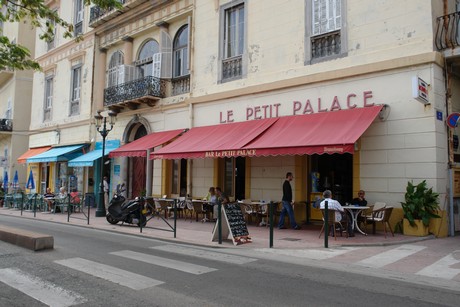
[0,216,459,306]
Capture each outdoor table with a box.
[342,205,369,235]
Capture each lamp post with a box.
[94,110,117,217]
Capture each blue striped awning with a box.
[68,140,120,167]
[26,145,86,163]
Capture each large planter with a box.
[403,218,429,236]
[429,210,448,238]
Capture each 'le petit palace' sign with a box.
[219,90,376,123]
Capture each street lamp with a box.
[94,110,117,217]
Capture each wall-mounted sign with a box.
[412,76,429,104]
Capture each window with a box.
[74,0,84,36]
[44,75,53,121]
[106,51,124,87]
[135,40,159,78]
[47,13,57,50]
[173,25,189,78]
[306,0,347,63]
[220,1,246,82]
[70,65,81,115]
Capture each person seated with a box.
[43,187,55,211]
[70,189,80,204]
[57,187,67,200]
[204,187,217,219]
[320,190,354,237]
[215,187,229,204]
[352,190,368,206]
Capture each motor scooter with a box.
[106,183,147,227]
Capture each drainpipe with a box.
[444,51,455,237]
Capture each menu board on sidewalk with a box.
[212,203,251,245]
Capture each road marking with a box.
[254,247,359,260]
[54,257,163,290]
[356,244,426,268]
[0,268,86,307]
[416,251,460,279]
[151,245,258,264]
[111,250,217,274]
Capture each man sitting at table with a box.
[43,187,55,212]
[320,190,354,237]
[352,190,368,207]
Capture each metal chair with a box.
[318,209,349,240]
[366,206,394,238]
[192,201,207,222]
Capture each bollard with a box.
[218,200,222,244]
[324,200,328,248]
[269,201,274,248]
[174,199,177,238]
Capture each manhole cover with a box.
[280,238,301,241]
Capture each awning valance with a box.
[17,146,52,164]
[26,144,86,163]
[242,105,383,156]
[68,140,120,167]
[151,106,382,159]
[151,118,278,159]
[109,129,186,158]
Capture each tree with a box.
[0,0,122,71]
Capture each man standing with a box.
[103,176,109,210]
[278,172,301,230]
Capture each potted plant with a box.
[401,180,440,236]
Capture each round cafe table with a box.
[342,205,369,235]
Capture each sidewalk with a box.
[0,207,435,249]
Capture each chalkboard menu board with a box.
[212,203,252,245]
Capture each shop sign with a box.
[412,76,429,104]
[205,149,257,158]
[219,90,376,123]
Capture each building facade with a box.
[28,0,98,195]
[21,0,460,233]
[0,4,35,193]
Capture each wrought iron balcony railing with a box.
[0,118,12,132]
[89,0,126,26]
[90,0,169,27]
[104,76,166,107]
[435,11,460,51]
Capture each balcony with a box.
[435,11,460,54]
[104,76,166,112]
[0,118,12,132]
[171,75,190,96]
[311,30,341,60]
[89,0,170,28]
[222,56,242,82]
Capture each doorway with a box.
[310,153,353,204]
[220,157,246,201]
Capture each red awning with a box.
[17,146,52,164]
[243,105,383,156]
[151,118,278,159]
[109,129,186,158]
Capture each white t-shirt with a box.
[320,198,344,222]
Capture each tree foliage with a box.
[0,0,122,71]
